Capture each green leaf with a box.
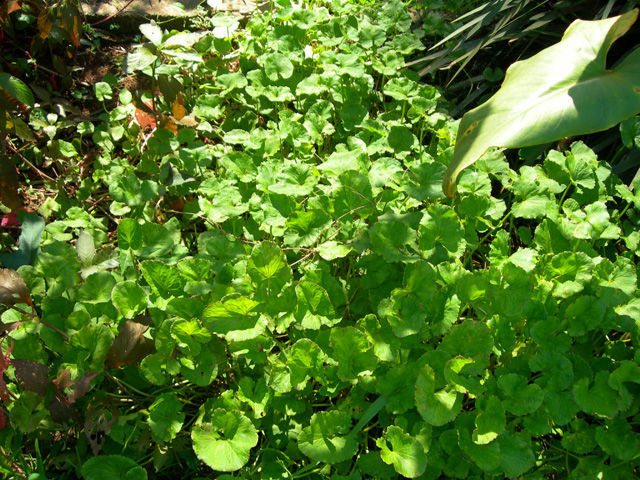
[294,281,339,330]
[498,433,534,478]
[383,77,419,101]
[203,295,261,338]
[443,9,640,196]
[368,213,419,263]
[76,231,96,265]
[191,409,258,472]
[94,82,113,102]
[317,240,352,261]
[81,455,147,480]
[0,212,45,269]
[263,53,294,81]
[58,140,77,158]
[117,218,142,252]
[497,374,544,416]
[171,319,211,356]
[148,392,185,443]
[77,272,117,304]
[595,416,640,461]
[418,205,466,262]
[387,125,416,153]
[140,22,163,45]
[180,347,220,386]
[439,320,493,362]
[573,371,619,418]
[298,411,358,464]
[123,45,158,74]
[111,280,147,318]
[140,260,185,299]
[246,242,292,297]
[329,326,378,381]
[376,425,427,478]
[139,222,177,258]
[415,364,461,426]
[0,72,35,107]
[286,338,326,388]
[378,289,426,338]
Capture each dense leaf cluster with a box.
[1,0,640,478]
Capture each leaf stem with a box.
[9,305,69,340]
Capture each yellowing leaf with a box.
[172,93,187,120]
[37,10,52,40]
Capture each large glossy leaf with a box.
[443,9,640,196]
[0,72,35,108]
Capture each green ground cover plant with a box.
[1,0,640,478]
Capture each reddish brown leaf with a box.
[0,339,14,402]
[48,369,77,423]
[68,372,100,404]
[7,0,21,14]
[47,394,79,423]
[11,359,48,395]
[0,0,22,22]
[0,322,21,335]
[105,315,154,368]
[52,368,73,392]
[0,268,31,306]
[135,107,156,130]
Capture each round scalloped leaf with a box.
[264,53,294,81]
[415,364,461,426]
[376,425,427,478]
[81,455,147,480]
[298,411,358,464]
[191,409,258,472]
[148,392,185,443]
[246,241,292,297]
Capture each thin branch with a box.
[91,0,137,27]
[10,305,69,340]
[6,139,56,182]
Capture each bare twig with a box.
[91,0,137,27]
[6,139,56,182]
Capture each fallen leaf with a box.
[135,106,156,130]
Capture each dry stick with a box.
[6,139,56,182]
[91,0,137,27]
